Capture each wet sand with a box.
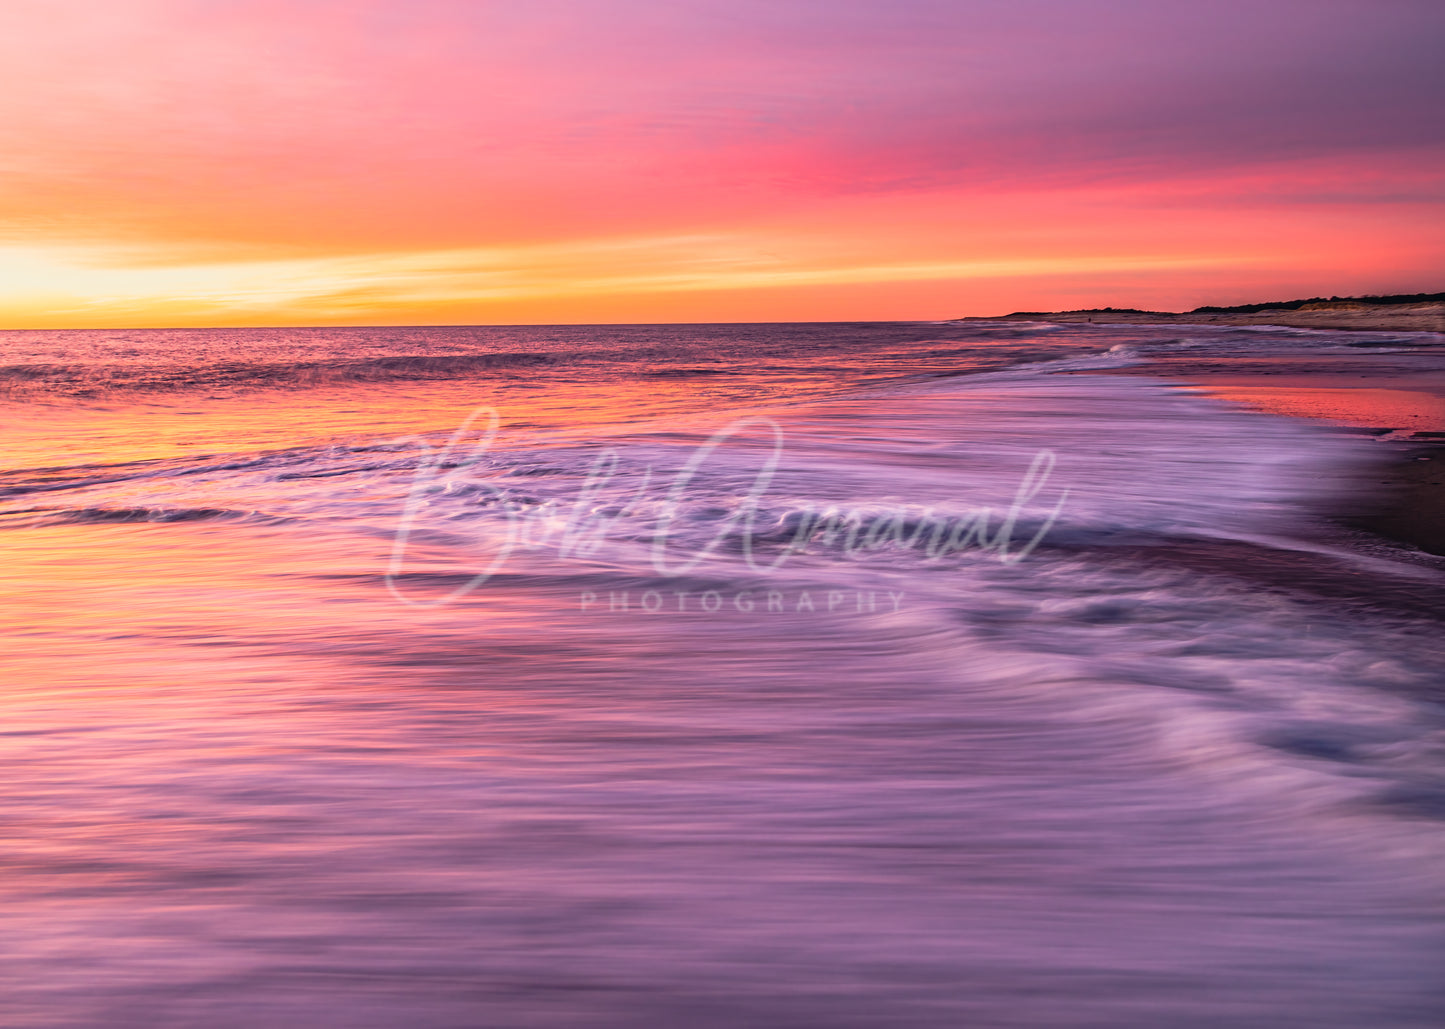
[967,296,1445,554]
[1175,377,1445,556]
[1345,439,1445,557]
[1085,348,1445,557]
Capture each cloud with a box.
[0,0,1439,322]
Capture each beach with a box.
[2,321,1443,1026]
[7,0,1445,1021]
[966,301,1445,334]
[1068,333,1445,557]
[966,303,1445,556]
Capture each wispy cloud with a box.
[1,0,1440,323]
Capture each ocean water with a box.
[1,321,1443,1027]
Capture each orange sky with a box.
[2,0,1442,327]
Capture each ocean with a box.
[1,321,1443,1026]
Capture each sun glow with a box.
[1,1,1440,326]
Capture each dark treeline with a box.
[1005,307,1157,317]
[992,292,1444,319]
[1191,292,1445,314]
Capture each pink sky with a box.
[1,0,1441,325]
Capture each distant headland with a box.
[960,292,1445,333]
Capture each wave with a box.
[0,504,268,527]
[0,351,565,398]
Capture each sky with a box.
[1,0,1442,327]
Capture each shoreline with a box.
[1061,334,1445,559]
[1161,377,1445,558]
[1342,439,1445,558]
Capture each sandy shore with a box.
[1161,374,1445,555]
[963,302,1445,333]
[965,298,1445,553]
[1343,439,1445,557]
[1062,334,1445,557]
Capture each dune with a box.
[964,302,1445,333]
